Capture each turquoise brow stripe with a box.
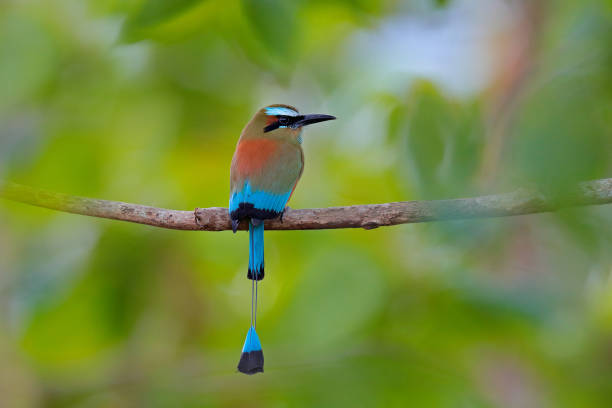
[265,107,298,116]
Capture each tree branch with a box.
[1,179,611,231]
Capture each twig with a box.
[1,179,611,231]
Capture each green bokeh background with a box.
[1,0,612,406]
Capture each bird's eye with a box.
[278,116,289,126]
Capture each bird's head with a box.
[241,104,335,142]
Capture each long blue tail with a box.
[238,220,265,374]
[248,221,264,280]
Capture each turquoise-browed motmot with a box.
[229,104,335,374]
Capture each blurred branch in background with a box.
[478,0,546,185]
[1,178,611,231]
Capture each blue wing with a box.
[230,181,291,219]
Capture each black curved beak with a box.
[294,114,336,128]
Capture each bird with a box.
[229,104,335,374]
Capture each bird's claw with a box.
[231,219,239,233]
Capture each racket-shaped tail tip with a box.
[238,326,264,375]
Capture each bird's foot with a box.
[251,218,262,227]
[280,206,291,223]
[231,219,239,233]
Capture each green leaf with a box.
[241,0,300,59]
[121,0,206,42]
[398,81,482,199]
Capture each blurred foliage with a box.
[1,0,612,407]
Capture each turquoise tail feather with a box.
[248,221,264,280]
[238,326,264,374]
[242,326,262,352]
[239,221,265,374]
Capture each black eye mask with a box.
[263,115,303,133]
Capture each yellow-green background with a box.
[1,0,612,406]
